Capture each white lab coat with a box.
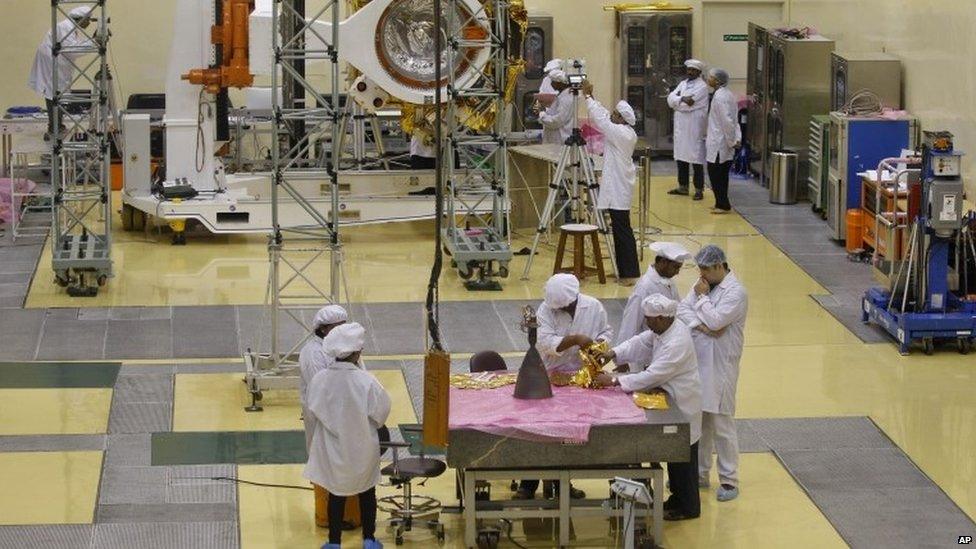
[298,336,333,450]
[539,89,575,145]
[677,272,748,415]
[587,97,638,211]
[410,132,436,158]
[667,77,709,165]
[537,294,613,373]
[538,75,556,95]
[705,86,741,164]
[614,321,702,443]
[29,18,95,100]
[615,267,681,346]
[304,361,391,496]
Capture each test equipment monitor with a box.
[513,14,553,131]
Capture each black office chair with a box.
[378,425,447,546]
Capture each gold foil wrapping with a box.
[632,390,669,410]
[450,372,518,390]
[546,341,615,389]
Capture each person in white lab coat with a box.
[305,322,390,549]
[538,58,563,95]
[595,295,702,521]
[704,68,742,214]
[666,59,709,200]
[615,242,692,350]
[299,305,349,450]
[677,245,747,502]
[28,7,97,139]
[537,70,575,145]
[515,273,612,501]
[581,80,641,285]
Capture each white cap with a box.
[543,59,563,73]
[615,100,637,126]
[544,273,580,309]
[684,59,705,72]
[649,241,692,262]
[313,305,348,328]
[69,6,95,19]
[322,322,366,359]
[549,70,568,84]
[641,295,678,317]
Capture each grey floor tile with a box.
[0,434,105,453]
[96,503,238,524]
[0,308,46,360]
[805,486,976,549]
[439,301,518,353]
[78,308,111,321]
[105,319,174,360]
[35,317,107,360]
[0,525,93,549]
[105,434,152,467]
[751,417,892,451]
[235,305,312,357]
[92,521,238,549]
[732,420,769,454]
[0,272,32,285]
[113,374,174,404]
[0,296,25,308]
[99,466,168,505]
[166,465,237,504]
[140,307,173,321]
[490,299,541,352]
[175,362,246,374]
[45,308,80,319]
[364,302,425,355]
[109,402,172,434]
[172,306,239,358]
[776,448,932,492]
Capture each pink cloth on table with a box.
[0,178,37,224]
[449,384,646,443]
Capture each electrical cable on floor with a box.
[177,475,314,491]
[500,519,529,549]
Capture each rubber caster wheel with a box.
[97,275,108,287]
[510,480,518,491]
[436,523,446,543]
[172,232,186,246]
[498,265,509,278]
[923,338,934,356]
[395,535,404,546]
[55,276,70,288]
[958,338,971,355]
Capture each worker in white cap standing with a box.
[595,294,702,521]
[29,6,98,140]
[616,241,692,349]
[581,80,642,287]
[677,244,748,503]
[704,67,741,214]
[305,322,390,549]
[666,59,709,200]
[538,69,575,145]
[538,58,563,95]
[515,273,612,501]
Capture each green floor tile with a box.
[151,430,307,465]
[0,362,121,388]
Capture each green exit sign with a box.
[723,34,748,42]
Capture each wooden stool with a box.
[553,223,606,283]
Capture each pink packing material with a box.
[0,178,37,224]
[449,384,647,443]
[581,122,604,156]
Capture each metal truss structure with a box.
[442,0,513,290]
[50,0,113,297]
[244,0,344,409]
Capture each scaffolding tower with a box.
[443,0,513,290]
[244,0,343,409]
[50,0,113,297]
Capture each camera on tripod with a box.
[566,59,587,90]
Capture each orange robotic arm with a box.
[182,0,255,94]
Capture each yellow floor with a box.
[0,388,113,435]
[0,451,103,525]
[237,453,845,548]
[172,370,415,432]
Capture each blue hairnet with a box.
[695,245,727,267]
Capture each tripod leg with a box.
[520,148,574,280]
[583,155,618,278]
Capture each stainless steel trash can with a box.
[769,149,799,204]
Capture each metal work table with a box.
[447,404,689,548]
[1,116,48,177]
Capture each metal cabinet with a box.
[831,52,902,111]
[826,112,918,240]
[512,14,553,131]
[617,10,692,153]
